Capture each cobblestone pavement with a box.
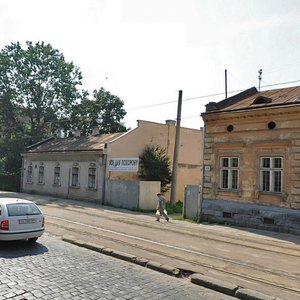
[0,234,235,300]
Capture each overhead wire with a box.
[126,79,300,111]
[2,79,300,128]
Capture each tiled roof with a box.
[26,132,126,153]
[205,86,300,113]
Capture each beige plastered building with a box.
[200,86,300,232]
[21,120,203,205]
[106,120,203,202]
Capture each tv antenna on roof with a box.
[258,69,263,92]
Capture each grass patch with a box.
[166,201,183,214]
[104,200,184,216]
[174,215,198,223]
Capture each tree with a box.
[69,87,127,135]
[0,41,83,143]
[139,145,172,192]
[0,41,83,190]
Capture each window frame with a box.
[53,166,61,186]
[71,166,80,187]
[87,167,97,190]
[219,157,240,190]
[26,165,33,183]
[38,165,45,184]
[259,157,283,193]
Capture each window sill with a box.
[25,181,33,184]
[52,184,61,187]
[69,185,80,189]
[37,182,45,185]
[218,188,240,193]
[258,191,284,196]
[86,188,97,192]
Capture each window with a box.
[7,203,42,216]
[260,157,282,193]
[38,165,44,184]
[88,167,96,189]
[71,167,79,187]
[54,166,60,185]
[220,157,239,190]
[252,96,272,105]
[26,165,33,183]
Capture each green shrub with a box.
[166,200,183,214]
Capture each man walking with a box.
[156,192,169,222]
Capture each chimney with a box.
[92,127,99,135]
[165,119,176,126]
[74,130,81,137]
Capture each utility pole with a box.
[258,69,263,93]
[170,90,182,206]
[225,69,228,99]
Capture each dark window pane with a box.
[88,168,96,189]
[222,170,228,188]
[262,171,270,191]
[231,170,238,189]
[274,171,282,192]
[222,158,229,167]
[274,158,282,169]
[231,158,239,168]
[262,158,270,168]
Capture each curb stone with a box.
[146,261,181,277]
[61,235,277,299]
[101,247,114,255]
[111,250,137,262]
[83,242,105,253]
[61,235,75,243]
[190,274,238,296]
[134,257,149,266]
[72,239,86,247]
[235,288,276,300]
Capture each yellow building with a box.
[201,86,300,232]
[106,120,202,202]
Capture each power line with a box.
[3,79,300,129]
[126,79,300,111]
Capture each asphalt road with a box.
[0,234,235,300]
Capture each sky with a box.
[1,0,300,130]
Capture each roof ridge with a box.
[205,87,258,112]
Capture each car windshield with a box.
[7,203,42,216]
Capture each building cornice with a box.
[203,104,300,123]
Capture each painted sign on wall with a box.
[108,157,139,172]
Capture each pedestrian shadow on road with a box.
[0,240,48,258]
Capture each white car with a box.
[0,198,44,242]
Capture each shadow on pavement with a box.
[0,240,48,258]
[203,222,300,245]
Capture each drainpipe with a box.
[67,167,70,199]
[102,153,107,205]
[197,125,206,223]
[102,143,109,205]
[20,156,24,192]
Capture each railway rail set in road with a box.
[39,199,300,300]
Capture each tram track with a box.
[40,202,300,257]
[45,214,300,296]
